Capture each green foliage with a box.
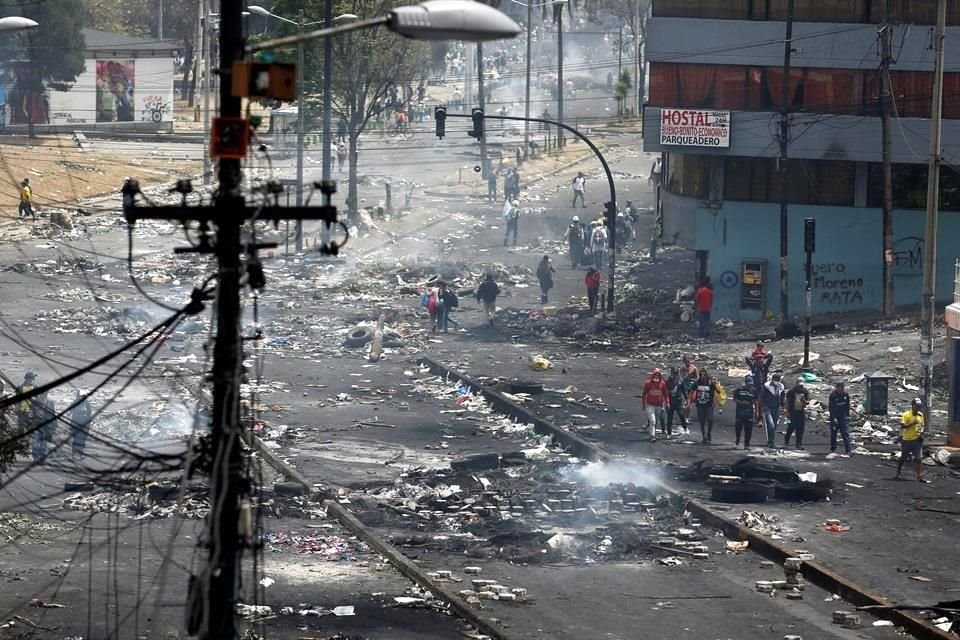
[0,0,86,91]
[613,70,631,101]
[82,0,197,43]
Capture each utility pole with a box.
[201,1,211,185]
[321,0,334,221]
[879,2,895,316]
[523,0,532,160]
[477,42,488,178]
[159,0,164,39]
[921,0,946,424]
[777,0,794,329]
[295,8,305,252]
[634,0,642,115]
[556,4,565,148]
[206,1,244,635]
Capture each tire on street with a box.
[344,327,374,348]
[711,482,769,504]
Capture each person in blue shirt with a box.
[828,380,852,455]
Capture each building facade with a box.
[642,0,960,320]
[4,29,177,132]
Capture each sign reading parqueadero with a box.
[659,108,731,148]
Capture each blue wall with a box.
[691,200,958,320]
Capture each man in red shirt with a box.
[642,368,668,441]
[694,277,714,339]
[585,268,601,315]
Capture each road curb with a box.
[250,435,515,640]
[416,356,955,640]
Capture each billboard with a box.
[96,59,135,122]
[659,108,730,148]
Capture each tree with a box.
[591,0,650,111]
[264,0,431,222]
[613,70,631,121]
[0,0,85,136]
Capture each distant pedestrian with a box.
[680,354,698,385]
[689,370,721,443]
[510,170,521,200]
[572,172,586,208]
[563,215,585,267]
[502,168,513,202]
[733,375,759,449]
[784,377,811,449]
[895,398,928,482]
[828,380,851,455]
[31,391,56,462]
[515,146,522,167]
[336,142,347,173]
[487,169,497,202]
[504,200,520,246]
[536,255,554,304]
[694,278,714,338]
[337,119,348,144]
[648,156,662,187]
[584,267,600,314]
[747,342,774,387]
[665,367,689,437]
[589,222,608,268]
[475,273,500,327]
[70,390,92,458]
[760,372,785,448]
[18,178,34,220]
[642,368,668,441]
[432,281,460,334]
[16,371,36,433]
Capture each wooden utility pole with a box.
[477,42,488,177]
[777,0,795,328]
[921,0,947,422]
[880,3,895,316]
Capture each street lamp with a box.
[552,0,565,148]
[248,0,522,53]
[0,17,38,32]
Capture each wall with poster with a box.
[47,56,173,128]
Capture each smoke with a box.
[563,460,661,488]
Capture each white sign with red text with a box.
[659,108,730,148]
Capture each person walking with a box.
[476,273,500,326]
[563,215,585,267]
[504,200,520,246]
[536,255,555,304]
[510,169,521,201]
[487,168,498,202]
[502,168,513,202]
[680,354,698,385]
[665,367,689,437]
[689,370,721,443]
[31,391,56,462]
[433,281,460,333]
[70,390,92,458]
[337,118,348,144]
[694,278,714,339]
[572,172,586,208]
[828,380,852,455]
[733,375,759,449]
[589,222,608,269]
[16,371,36,434]
[895,398,928,482]
[746,342,774,388]
[760,372,785,448]
[18,178,34,220]
[641,368,668,442]
[336,142,348,174]
[784,377,811,449]
[584,267,601,314]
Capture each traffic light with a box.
[804,218,816,253]
[468,108,484,140]
[434,106,446,139]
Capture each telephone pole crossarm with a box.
[123,205,339,225]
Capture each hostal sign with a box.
[660,109,730,148]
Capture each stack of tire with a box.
[709,458,830,504]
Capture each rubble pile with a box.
[62,484,210,519]
[262,530,370,559]
[349,460,696,565]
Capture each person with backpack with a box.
[432,281,460,333]
[476,273,500,326]
[70,390,92,458]
[689,370,722,444]
[504,200,520,246]
[562,215,585,267]
[760,372,785,448]
[536,255,555,304]
[665,367,688,437]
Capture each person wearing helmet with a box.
[785,377,811,449]
[828,381,852,455]
[642,368,668,441]
[504,199,520,246]
[733,375,759,449]
[895,398,928,482]
[562,215,585,267]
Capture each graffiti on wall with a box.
[892,236,923,277]
[140,95,169,122]
[813,262,863,306]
